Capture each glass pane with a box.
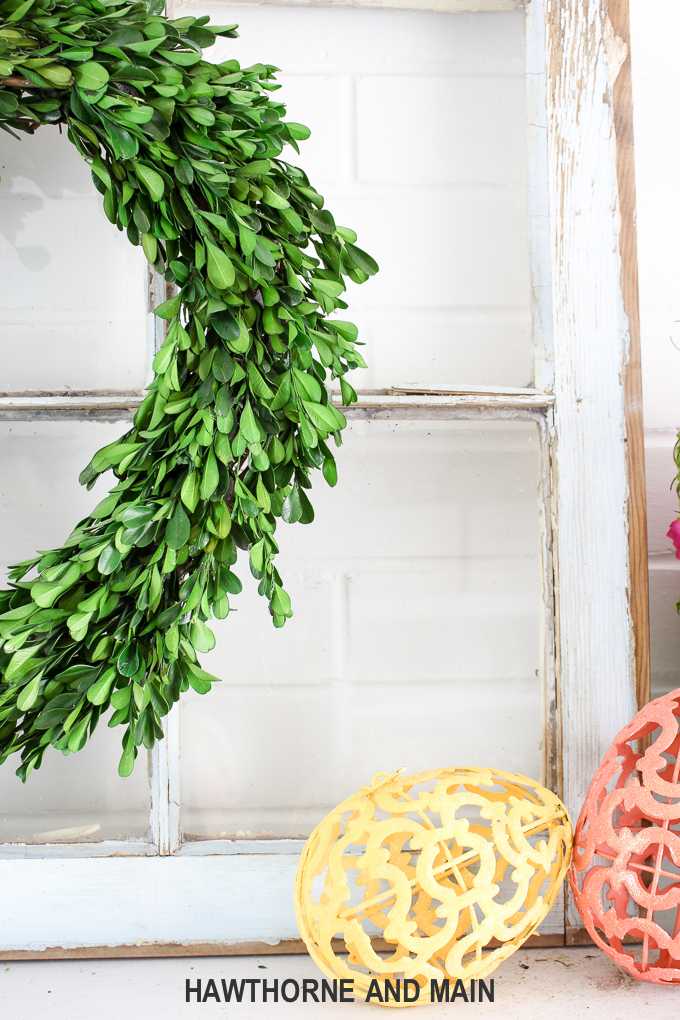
[0,128,148,393]
[180,420,544,839]
[0,729,151,843]
[0,421,150,842]
[198,4,532,389]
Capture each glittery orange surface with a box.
[571,689,680,982]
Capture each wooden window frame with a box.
[0,0,648,956]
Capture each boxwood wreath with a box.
[0,0,377,781]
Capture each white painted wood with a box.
[524,0,554,393]
[150,706,181,856]
[347,392,553,408]
[184,0,520,12]
[0,395,143,411]
[176,839,305,856]
[0,854,565,948]
[0,840,157,860]
[542,0,638,926]
[0,391,554,413]
[0,857,301,951]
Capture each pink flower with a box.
[668,520,680,559]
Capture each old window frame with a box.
[0,0,647,956]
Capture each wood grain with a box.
[606,0,650,711]
[543,0,642,934]
[0,934,566,962]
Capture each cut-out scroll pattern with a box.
[295,767,572,1007]
[571,688,680,983]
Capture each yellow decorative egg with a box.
[295,767,572,1007]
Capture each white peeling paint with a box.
[0,857,301,951]
[543,0,637,895]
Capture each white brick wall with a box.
[0,130,148,393]
[180,420,543,838]
[195,4,533,390]
[631,0,680,696]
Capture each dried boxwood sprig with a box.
[0,0,376,780]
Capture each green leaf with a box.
[282,487,303,524]
[239,400,261,446]
[286,122,311,141]
[166,503,190,550]
[298,489,315,524]
[311,278,344,300]
[67,611,93,642]
[155,294,181,319]
[163,49,202,67]
[175,158,194,185]
[322,457,338,487]
[136,163,165,202]
[181,470,200,513]
[303,400,342,433]
[142,233,158,264]
[187,105,215,127]
[344,242,379,276]
[271,375,291,411]
[35,693,83,730]
[111,687,131,711]
[211,309,240,342]
[190,618,215,653]
[262,185,289,210]
[309,208,336,234]
[336,226,357,243]
[31,582,66,609]
[271,583,292,617]
[213,348,234,384]
[299,413,318,449]
[17,671,43,712]
[87,668,116,706]
[268,436,286,464]
[8,0,36,21]
[329,320,359,343]
[187,661,222,684]
[90,493,120,519]
[74,61,109,92]
[0,603,34,624]
[98,545,122,576]
[118,736,137,777]
[186,671,210,695]
[253,238,276,267]
[250,537,265,572]
[118,645,140,678]
[200,449,219,501]
[206,243,235,290]
[247,363,274,401]
[215,432,232,464]
[68,715,91,752]
[294,368,322,403]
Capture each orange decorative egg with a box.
[570,689,680,982]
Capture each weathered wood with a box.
[0,933,566,962]
[150,705,181,856]
[606,0,649,711]
[542,0,643,932]
[0,391,554,420]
